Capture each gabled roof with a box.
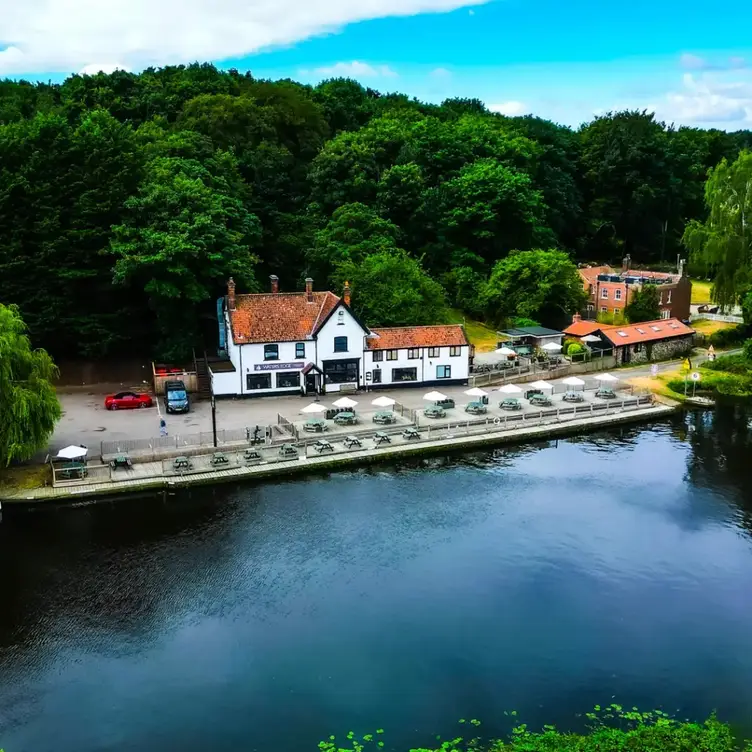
[366,325,468,350]
[562,320,602,337]
[598,318,694,346]
[578,266,613,284]
[502,326,563,338]
[230,291,340,344]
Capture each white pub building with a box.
[209,275,471,397]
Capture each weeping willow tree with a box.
[0,303,62,465]
[683,150,752,309]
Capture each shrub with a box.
[708,324,751,348]
[744,338,752,361]
[567,342,586,356]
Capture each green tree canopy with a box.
[0,303,61,465]
[683,150,752,309]
[625,284,661,323]
[482,249,586,328]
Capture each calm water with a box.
[1,408,752,752]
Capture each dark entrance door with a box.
[305,372,318,394]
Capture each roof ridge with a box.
[310,291,340,334]
[371,324,464,330]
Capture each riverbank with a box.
[1,399,674,504]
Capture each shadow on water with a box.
[0,408,751,752]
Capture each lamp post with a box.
[211,394,218,448]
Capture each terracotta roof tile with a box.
[230,291,340,344]
[562,320,602,337]
[599,318,694,346]
[578,266,613,284]
[366,325,468,350]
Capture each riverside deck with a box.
[3,398,675,504]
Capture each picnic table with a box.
[529,393,553,407]
[333,411,358,426]
[279,443,298,458]
[58,461,87,480]
[344,435,362,449]
[465,401,487,415]
[313,439,334,454]
[244,448,262,462]
[374,432,392,446]
[173,456,192,470]
[424,405,446,419]
[562,391,584,403]
[211,452,229,467]
[500,398,522,411]
[110,454,132,470]
[373,411,396,425]
[524,388,544,400]
[402,427,420,440]
[596,387,617,399]
[303,418,327,432]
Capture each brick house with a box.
[578,258,692,322]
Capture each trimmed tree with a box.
[625,284,661,323]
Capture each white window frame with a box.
[601,289,609,299]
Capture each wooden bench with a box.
[313,439,334,454]
[374,432,391,446]
[402,427,420,440]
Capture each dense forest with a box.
[0,63,750,361]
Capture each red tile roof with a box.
[366,325,468,350]
[599,318,694,347]
[562,320,602,337]
[230,291,340,344]
[578,266,612,285]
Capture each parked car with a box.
[164,380,190,414]
[104,392,153,410]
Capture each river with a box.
[1,407,751,752]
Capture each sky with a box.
[2,0,752,129]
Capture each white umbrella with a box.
[423,390,447,402]
[594,373,619,382]
[332,396,358,408]
[300,402,327,414]
[56,445,88,460]
[498,383,522,394]
[495,346,517,356]
[580,334,601,343]
[464,387,488,398]
[542,342,563,351]
[528,380,554,390]
[371,395,396,408]
[562,376,585,387]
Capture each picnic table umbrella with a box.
[56,445,88,460]
[423,390,447,403]
[594,373,619,383]
[498,383,522,394]
[464,387,488,398]
[495,346,517,357]
[580,334,601,344]
[542,342,563,352]
[332,396,358,409]
[371,395,396,409]
[528,380,554,390]
[561,376,586,391]
[300,402,327,414]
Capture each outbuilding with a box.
[595,318,694,365]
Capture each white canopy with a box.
[464,387,488,398]
[371,395,396,408]
[580,334,601,343]
[423,390,447,402]
[300,402,327,414]
[528,380,554,390]
[562,376,585,387]
[56,445,88,460]
[495,346,517,356]
[498,383,522,394]
[542,342,563,351]
[332,396,358,408]
[594,373,619,383]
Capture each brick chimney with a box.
[572,312,582,324]
[305,277,314,303]
[343,281,351,307]
[227,277,236,311]
[269,274,279,294]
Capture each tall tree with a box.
[0,304,61,465]
[683,150,752,309]
[625,285,661,323]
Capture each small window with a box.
[634,343,643,353]
[264,344,279,361]
[601,289,609,299]
[437,365,451,379]
[337,310,345,325]
[651,325,662,331]
[601,306,608,313]
[614,289,622,301]
[295,342,305,359]
[616,330,628,337]
[392,367,417,382]
[386,350,398,361]
[276,372,300,389]
[450,346,461,356]
[427,347,440,357]
[246,373,272,390]
[667,290,672,303]
[372,350,384,362]
[636,328,646,334]
[333,336,348,353]
[660,310,671,320]
[407,348,420,359]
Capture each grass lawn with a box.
[0,464,49,495]
[446,309,499,352]
[691,318,737,335]
[691,278,713,304]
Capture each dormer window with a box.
[338,310,345,325]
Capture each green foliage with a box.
[625,284,661,323]
[744,338,752,361]
[566,341,586,356]
[707,324,751,348]
[0,304,62,465]
[483,249,587,328]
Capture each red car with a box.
[104,391,154,410]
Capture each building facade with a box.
[594,318,695,365]
[210,277,470,397]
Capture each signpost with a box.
[691,371,700,398]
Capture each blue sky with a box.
[3,0,752,129]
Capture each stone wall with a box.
[615,334,694,365]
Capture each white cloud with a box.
[679,53,748,72]
[655,72,752,124]
[305,60,398,78]
[0,0,488,75]
[488,100,528,116]
[430,67,452,78]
